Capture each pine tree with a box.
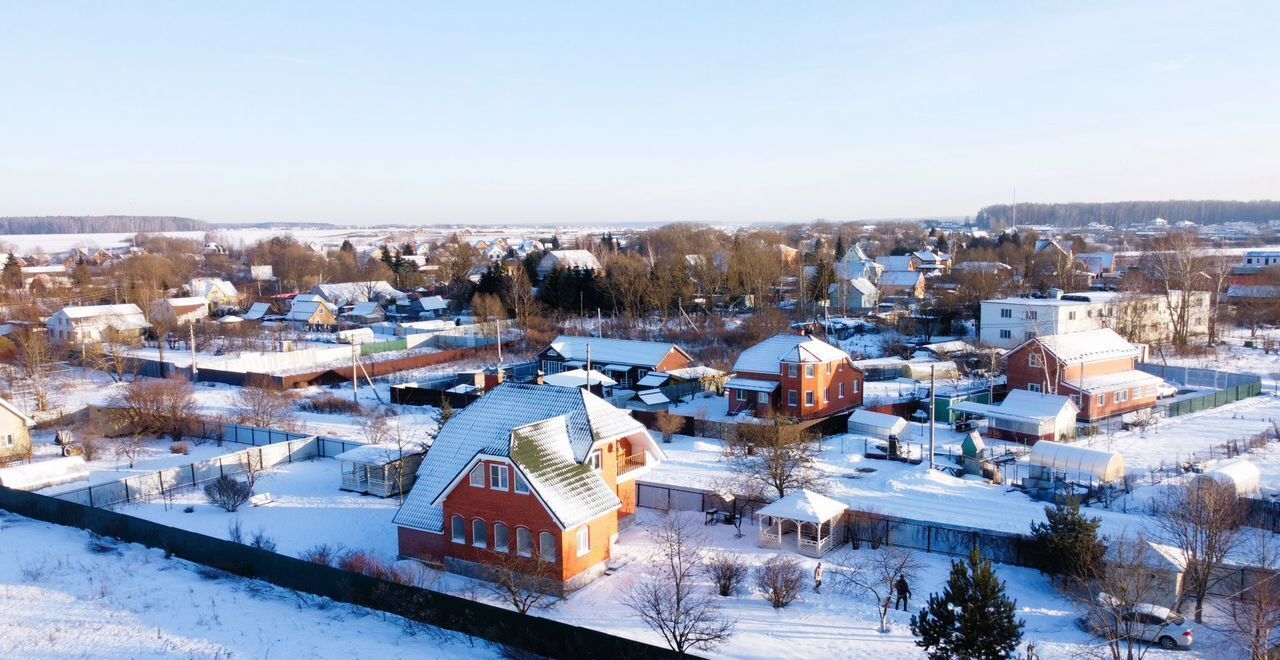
[1028,500,1103,582]
[1,252,22,289]
[911,548,1024,660]
[379,244,395,270]
[339,239,355,254]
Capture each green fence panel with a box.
[361,339,408,356]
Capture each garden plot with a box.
[0,511,493,659]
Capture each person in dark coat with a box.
[894,574,911,611]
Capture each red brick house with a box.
[726,333,863,420]
[1003,328,1162,422]
[393,383,664,594]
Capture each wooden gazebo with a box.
[756,489,848,558]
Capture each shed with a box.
[335,444,426,498]
[1192,459,1261,496]
[756,489,848,557]
[961,431,985,459]
[847,409,907,439]
[0,456,89,491]
[1027,440,1125,483]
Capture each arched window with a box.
[472,519,488,548]
[539,531,557,562]
[516,527,533,557]
[450,515,465,543]
[494,522,510,553]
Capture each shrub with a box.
[337,549,412,584]
[78,436,104,462]
[205,476,251,512]
[227,518,244,543]
[704,551,750,597]
[169,442,190,455]
[249,528,277,552]
[298,543,346,567]
[754,555,805,608]
[299,393,363,415]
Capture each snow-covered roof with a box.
[919,340,974,356]
[665,365,724,380]
[285,300,334,322]
[1028,440,1125,482]
[725,377,780,393]
[343,301,383,317]
[637,389,670,405]
[509,416,622,529]
[416,295,448,312]
[0,396,34,427]
[55,303,145,320]
[189,278,239,300]
[732,333,850,374]
[953,390,1078,426]
[313,281,405,305]
[1023,328,1139,365]
[847,277,877,295]
[0,456,88,490]
[636,373,670,388]
[335,443,425,465]
[875,256,914,271]
[243,302,271,320]
[757,489,848,524]
[545,335,691,370]
[1193,459,1261,496]
[1066,370,1164,394]
[848,409,907,432]
[539,250,602,272]
[164,296,208,308]
[394,383,654,533]
[217,315,243,323]
[880,271,923,287]
[542,369,617,389]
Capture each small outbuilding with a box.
[336,444,426,498]
[1192,459,1261,497]
[847,409,908,439]
[756,489,849,558]
[1027,440,1126,483]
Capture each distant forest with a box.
[974,200,1280,229]
[0,216,210,234]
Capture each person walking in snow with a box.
[813,562,823,593]
[894,574,911,611]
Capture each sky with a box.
[0,1,1277,225]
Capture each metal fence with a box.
[1137,363,1262,418]
[52,438,318,508]
[211,422,364,458]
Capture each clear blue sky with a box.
[1,1,1276,225]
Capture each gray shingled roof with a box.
[393,382,649,533]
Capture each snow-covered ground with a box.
[0,511,494,659]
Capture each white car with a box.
[1078,596,1195,650]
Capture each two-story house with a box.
[1003,328,1163,422]
[46,304,150,344]
[394,383,664,594]
[726,333,863,420]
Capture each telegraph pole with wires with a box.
[189,323,199,383]
[929,365,936,469]
[351,342,359,403]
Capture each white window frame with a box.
[838,382,845,399]
[823,389,830,404]
[1000,308,1012,318]
[805,391,815,407]
[516,527,533,557]
[514,470,530,494]
[1096,393,1106,406]
[737,389,747,402]
[576,527,590,557]
[1115,389,1129,403]
[1028,383,1042,393]
[472,518,488,548]
[804,364,815,378]
[1026,310,1038,320]
[489,464,509,491]
[539,531,557,562]
[587,450,602,471]
[494,522,510,553]
[1028,352,1042,369]
[787,364,798,378]
[469,464,485,488]
[1000,329,1012,339]
[451,515,466,544]
[788,390,798,406]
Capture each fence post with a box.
[191,463,197,487]
[124,480,130,505]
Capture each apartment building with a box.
[979,291,1210,349]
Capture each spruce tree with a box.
[911,548,1024,660]
[1028,499,1102,582]
[2,252,22,289]
[834,234,846,261]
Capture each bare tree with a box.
[83,327,140,383]
[481,549,557,615]
[235,380,298,430]
[729,418,826,499]
[361,411,426,503]
[622,513,734,654]
[109,378,198,442]
[1227,539,1280,660]
[506,265,538,329]
[1144,233,1206,352]
[654,410,685,444]
[711,475,766,538]
[754,554,805,608]
[833,546,924,633]
[1155,480,1247,623]
[703,551,750,597]
[10,328,58,412]
[112,433,146,468]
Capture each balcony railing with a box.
[617,452,646,476]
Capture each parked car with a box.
[1076,596,1194,650]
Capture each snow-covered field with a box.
[0,511,494,659]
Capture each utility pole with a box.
[189,323,199,383]
[496,317,503,363]
[585,343,592,392]
[351,342,359,403]
[597,307,602,338]
[928,365,936,469]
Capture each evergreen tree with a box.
[2,252,22,289]
[550,236,561,250]
[935,234,950,254]
[1029,500,1103,582]
[379,244,395,271]
[834,234,846,261]
[339,239,355,254]
[911,548,1023,660]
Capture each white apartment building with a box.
[979,291,1211,349]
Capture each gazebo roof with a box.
[757,489,848,524]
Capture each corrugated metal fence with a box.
[1137,363,1262,418]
